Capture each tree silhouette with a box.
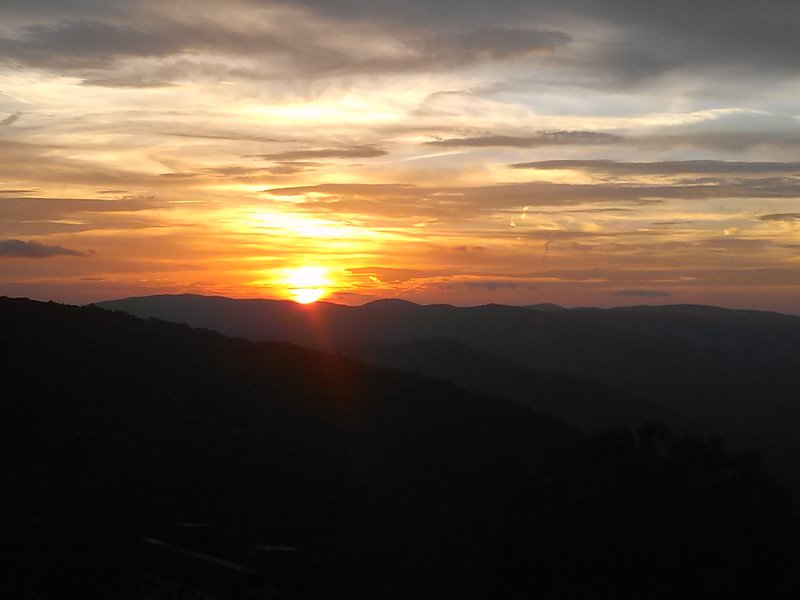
[493,424,800,599]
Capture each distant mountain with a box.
[97,294,800,493]
[525,302,568,312]
[5,297,799,599]
[338,338,696,434]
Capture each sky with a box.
[1,0,800,312]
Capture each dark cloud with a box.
[0,10,570,82]
[510,160,800,175]
[440,279,537,291]
[0,239,87,258]
[759,213,800,222]
[0,0,123,18]
[3,0,800,85]
[0,188,38,194]
[613,290,672,298]
[0,21,185,69]
[281,0,535,25]
[566,0,800,80]
[416,27,570,63]
[1,113,20,126]
[427,131,621,148]
[0,15,324,77]
[256,146,387,161]
[635,131,800,154]
[289,0,800,81]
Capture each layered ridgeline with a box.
[97,294,800,488]
[5,296,800,598]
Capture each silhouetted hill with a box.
[5,297,800,599]
[2,296,574,599]
[525,302,568,312]
[338,338,697,434]
[97,294,800,492]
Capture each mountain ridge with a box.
[96,293,800,495]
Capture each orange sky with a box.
[1,1,800,313]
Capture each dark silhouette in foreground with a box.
[495,424,799,599]
[2,297,798,598]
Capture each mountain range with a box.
[5,295,800,598]
[97,294,800,493]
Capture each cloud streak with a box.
[256,146,387,161]
[0,239,87,258]
[428,131,622,148]
[510,160,800,176]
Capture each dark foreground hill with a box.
[98,294,800,492]
[4,297,800,599]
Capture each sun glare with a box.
[283,266,331,304]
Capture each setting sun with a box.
[283,266,331,304]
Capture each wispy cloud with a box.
[613,290,671,298]
[256,146,387,161]
[0,112,20,126]
[0,239,87,258]
[510,160,800,175]
[427,131,621,148]
[759,213,800,222]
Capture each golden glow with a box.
[282,266,331,303]
[249,97,399,124]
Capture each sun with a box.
[283,266,331,304]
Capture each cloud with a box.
[0,8,571,83]
[0,113,20,126]
[256,146,387,161]
[263,178,800,221]
[510,160,800,176]
[348,266,436,283]
[414,27,570,64]
[438,279,538,292]
[0,188,38,194]
[427,131,621,148]
[165,132,284,144]
[0,196,156,226]
[2,0,800,89]
[291,0,800,84]
[0,21,185,69]
[613,290,672,298]
[0,139,163,187]
[0,239,87,258]
[759,213,800,222]
[79,77,177,88]
[696,237,771,252]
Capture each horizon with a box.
[13,290,793,318]
[2,1,800,314]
